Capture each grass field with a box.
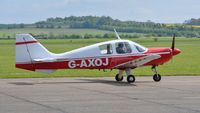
[0,28,112,38]
[0,37,200,78]
[0,28,145,38]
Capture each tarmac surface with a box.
[0,76,200,113]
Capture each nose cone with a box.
[172,48,181,56]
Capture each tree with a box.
[84,34,93,39]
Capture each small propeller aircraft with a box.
[16,30,181,83]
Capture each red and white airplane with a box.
[16,30,181,83]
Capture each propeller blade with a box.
[170,34,176,62]
[171,34,175,50]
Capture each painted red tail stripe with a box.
[16,41,38,45]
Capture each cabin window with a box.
[134,45,146,52]
[115,42,132,54]
[99,44,113,55]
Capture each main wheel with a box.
[127,75,135,83]
[115,74,123,81]
[153,74,161,82]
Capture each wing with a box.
[114,54,161,69]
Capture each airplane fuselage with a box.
[15,34,181,83]
[16,40,180,71]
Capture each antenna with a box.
[114,29,121,40]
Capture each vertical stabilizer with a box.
[15,34,53,71]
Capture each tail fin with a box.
[15,34,54,72]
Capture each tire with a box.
[153,74,161,82]
[127,75,135,83]
[115,74,123,81]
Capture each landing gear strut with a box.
[125,68,135,83]
[115,69,135,83]
[152,65,161,82]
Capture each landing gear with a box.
[152,65,161,82]
[127,75,135,83]
[125,68,135,83]
[115,74,123,81]
[153,74,161,82]
[115,69,135,83]
[115,70,124,82]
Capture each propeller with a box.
[170,33,181,61]
[171,34,175,50]
[170,34,176,62]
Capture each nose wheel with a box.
[152,66,161,82]
[153,74,161,82]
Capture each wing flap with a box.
[131,54,161,67]
[115,54,161,68]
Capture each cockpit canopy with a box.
[98,40,147,55]
[132,42,147,53]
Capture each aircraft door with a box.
[99,44,113,55]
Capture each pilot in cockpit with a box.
[116,43,125,54]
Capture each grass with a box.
[0,37,200,78]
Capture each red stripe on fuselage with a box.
[15,56,144,71]
[16,63,35,71]
[16,41,38,45]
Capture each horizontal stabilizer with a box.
[33,58,57,62]
[35,69,55,73]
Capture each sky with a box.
[0,0,200,24]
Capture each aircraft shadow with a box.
[77,79,137,86]
[9,79,153,87]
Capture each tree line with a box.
[34,16,200,37]
[1,16,200,38]
[184,18,200,25]
[33,33,143,39]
